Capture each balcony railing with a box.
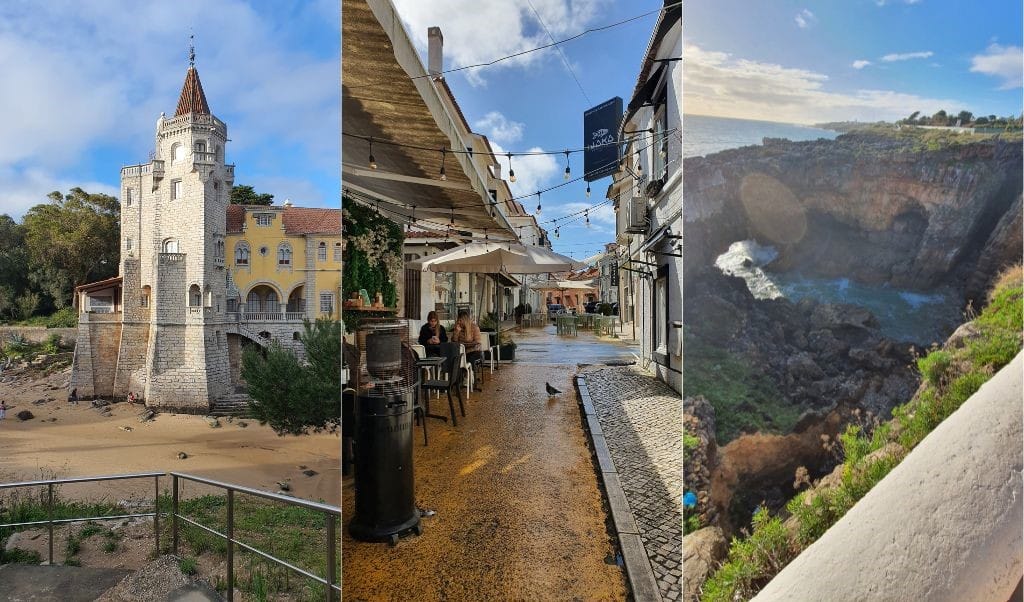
[242,311,306,322]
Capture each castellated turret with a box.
[115,60,235,411]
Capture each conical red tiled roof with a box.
[175,67,210,116]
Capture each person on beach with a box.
[127,391,137,405]
[68,388,78,404]
[417,311,448,356]
[0,400,6,420]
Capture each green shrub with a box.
[700,509,796,602]
[917,350,951,387]
[179,556,198,575]
[45,307,78,328]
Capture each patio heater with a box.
[348,319,422,545]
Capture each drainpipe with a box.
[754,352,1024,602]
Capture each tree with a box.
[957,110,973,125]
[242,319,340,435]
[975,116,989,125]
[906,110,921,124]
[931,110,948,125]
[22,188,119,309]
[230,185,274,206]
[0,215,29,320]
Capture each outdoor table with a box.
[415,356,449,422]
[556,315,578,336]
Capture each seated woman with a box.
[451,310,483,391]
[418,311,448,356]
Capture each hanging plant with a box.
[341,199,404,331]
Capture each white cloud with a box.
[684,44,965,124]
[0,1,338,216]
[852,60,872,69]
[881,51,934,62]
[473,112,525,144]
[0,166,119,220]
[970,44,1023,89]
[391,0,609,86]
[489,141,559,205]
[875,0,922,5]
[794,9,816,29]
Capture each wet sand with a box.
[342,358,628,601]
[0,367,339,505]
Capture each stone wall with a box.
[0,327,77,346]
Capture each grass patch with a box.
[2,548,41,564]
[682,330,800,443]
[179,556,198,575]
[701,267,1022,601]
[158,493,340,599]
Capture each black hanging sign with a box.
[583,97,623,182]
[610,260,619,287]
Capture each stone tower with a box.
[119,52,235,411]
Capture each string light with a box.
[635,152,643,174]
[368,137,377,169]
[535,191,542,215]
[585,210,590,227]
[450,208,455,226]
[439,148,447,181]
[508,153,516,183]
[563,150,571,180]
[586,182,591,198]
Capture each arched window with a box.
[277,243,292,266]
[163,238,179,253]
[235,242,249,265]
[215,145,222,162]
[188,284,202,307]
[246,290,261,312]
[194,140,207,153]
[317,241,327,262]
[265,290,279,313]
[214,240,225,258]
[204,285,212,307]
[171,142,184,163]
[333,242,342,261]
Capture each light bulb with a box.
[509,169,516,183]
[369,154,377,169]
[586,183,591,198]
[439,165,446,181]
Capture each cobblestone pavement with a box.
[583,365,682,601]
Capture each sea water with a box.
[683,114,837,158]
[715,241,959,345]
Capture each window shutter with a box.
[404,268,421,320]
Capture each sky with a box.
[684,0,1023,124]
[0,0,339,221]
[389,0,667,261]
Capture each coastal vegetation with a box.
[682,329,800,443]
[242,318,341,435]
[699,265,1023,602]
[0,189,119,323]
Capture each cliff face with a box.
[683,133,1023,293]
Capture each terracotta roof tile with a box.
[175,67,210,116]
[226,205,245,233]
[282,207,341,235]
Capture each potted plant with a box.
[497,330,516,361]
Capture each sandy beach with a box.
[0,366,339,506]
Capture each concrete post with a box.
[754,352,1023,602]
[427,27,443,77]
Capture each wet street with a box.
[341,326,635,601]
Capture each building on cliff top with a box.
[71,59,340,413]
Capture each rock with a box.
[302,469,317,477]
[946,322,982,349]
[848,347,888,370]
[33,398,48,405]
[682,526,728,602]
[119,425,133,432]
[177,452,188,460]
[787,353,824,380]
[276,481,291,492]
[205,417,220,428]
[237,421,247,428]
[810,303,878,331]
[226,416,234,423]
[138,410,155,423]
[91,399,109,408]
[16,410,33,421]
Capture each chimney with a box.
[428,27,443,77]
[492,163,502,180]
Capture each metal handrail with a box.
[0,472,164,567]
[169,472,340,602]
[0,471,340,602]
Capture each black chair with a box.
[400,343,428,446]
[421,342,465,426]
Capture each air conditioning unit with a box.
[625,196,648,234]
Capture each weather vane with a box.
[188,32,195,67]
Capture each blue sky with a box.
[0,0,339,220]
[684,0,1022,124]
[390,0,667,261]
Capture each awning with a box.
[625,63,666,117]
[638,224,673,254]
[75,276,123,294]
[342,0,514,236]
[493,272,521,288]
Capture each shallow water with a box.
[715,240,960,344]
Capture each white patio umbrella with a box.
[410,242,585,274]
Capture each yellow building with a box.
[226,203,341,321]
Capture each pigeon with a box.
[545,382,561,396]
